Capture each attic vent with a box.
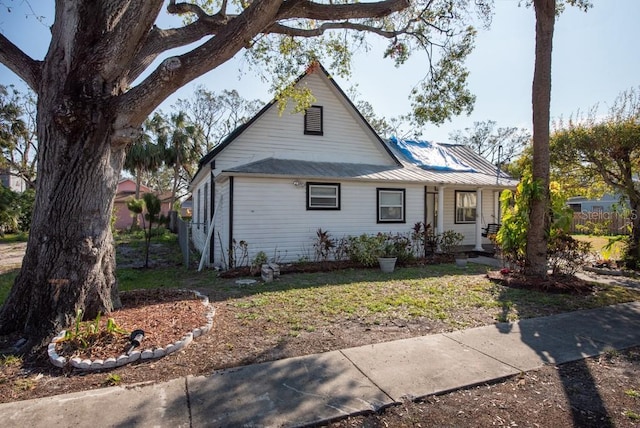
[304,105,323,136]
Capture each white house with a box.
[189,63,517,269]
[0,170,27,193]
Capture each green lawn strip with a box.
[572,234,625,259]
[117,267,198,291]
[0,233,29,244]
[224,264,640,335]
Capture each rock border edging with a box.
[48,290,214,370]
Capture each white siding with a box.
[212,72,395,175]
[191,176,211,254]
[189,67,510,266]
[194,180,504,265]
[229,177,427,264]
[441,188,499,245]
[210,178,230,268]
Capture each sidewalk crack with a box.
[339,350,397,407]
[185,377,193,428]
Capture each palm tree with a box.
[157,111,203,209]
[123,115,165,228]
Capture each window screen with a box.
[307,183,340,209]
[377,189,405,223]
[455,191,476,223]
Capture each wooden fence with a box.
[569,211,632,235]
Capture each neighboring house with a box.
[189,63,518,269]
[0,170,27,193]
[113,178,172,230]
[567,194,632,235]
[567,194,628,213]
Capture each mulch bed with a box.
[487,270,597,294]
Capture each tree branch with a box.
[131,0,410,83]
[277,0,410,21]
[118,0,412,138]
[167,1,230,24]
[266,21,401,38]
[117,0,286,131]
[129,20,224,83]
[0,34,41,91]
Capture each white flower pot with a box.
[378,257,397,273]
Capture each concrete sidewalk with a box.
[1,301,639,427]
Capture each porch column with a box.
[475,188,484,251]
[494,190,501,223]
[437,186,445,235]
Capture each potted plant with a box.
[377,241,398,273]
[454,251,468,268]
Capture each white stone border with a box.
[48,290,215,370]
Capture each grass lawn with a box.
[1,233,639,333]
[112,262,640,333]
[572,234,626,260]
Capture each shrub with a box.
[313,228,335,262]
[496,175,575,273]
[0,187,34,235]
[547,232,592,275]
[346,234,386,267]
[345,232,415,267]
[439,230,463,255]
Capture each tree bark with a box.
[525,0,555,278]
[0,105,125,347]
[0,2,135,345]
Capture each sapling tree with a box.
[142,193,162,269]
[125,198,145,232]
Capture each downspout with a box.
[475,188,484,251]
[209,168,215,265]
[228,176,234,269]
[423,186,428,258]
[437,186,444,235]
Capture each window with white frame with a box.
[377,188,405,223]
[455,191,477,223]
[307,183,340,210]
[304,105,323,135]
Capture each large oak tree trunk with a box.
[0,96,125,348]
[526,0,555,278]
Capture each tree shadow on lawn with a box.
[493,276,640,427]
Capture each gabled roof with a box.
[192,62,400,183]
[193,62,517,189]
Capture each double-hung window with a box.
[455,191,476,223]
[377,188,405,223]
[307,183,340,210]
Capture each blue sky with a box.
[1,0,638,143]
